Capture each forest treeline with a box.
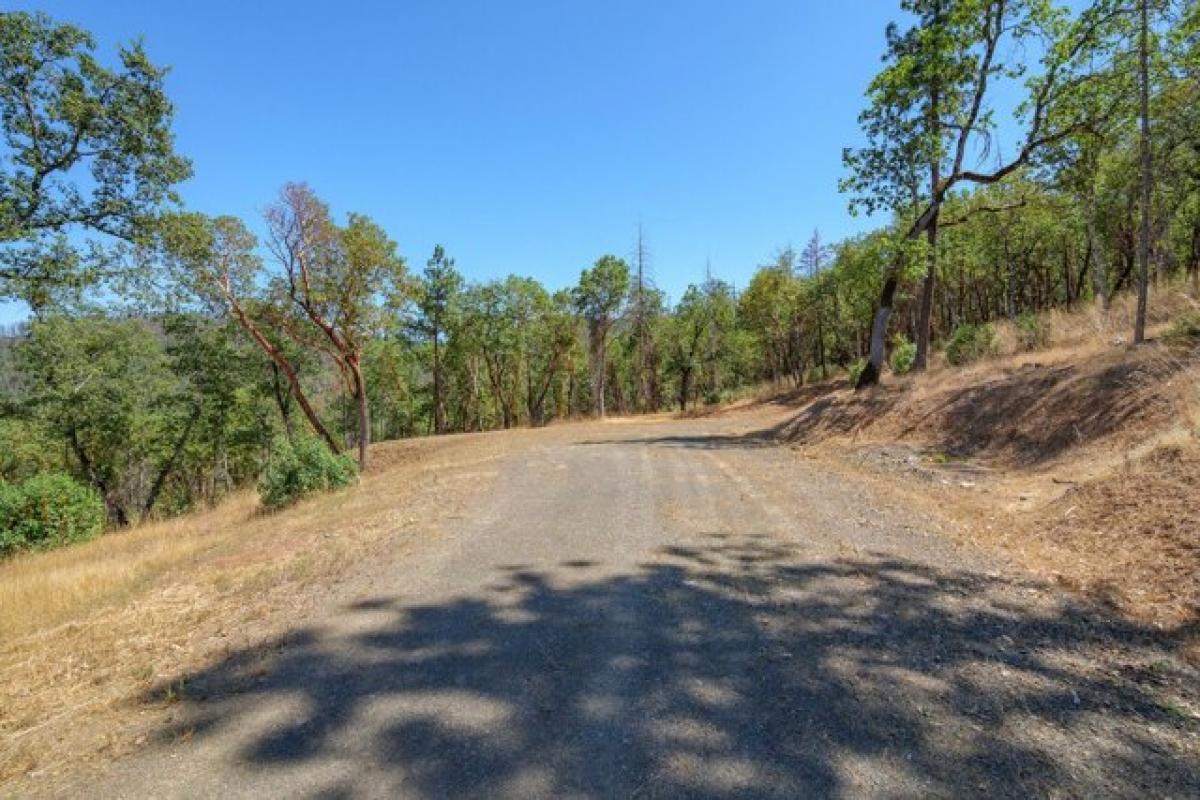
[1,1,1198,537]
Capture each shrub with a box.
[945,323,996,366]
[847,358,867,386]
[889,337,917,375]
[0,473,106,556]
[258,436,357,510]
[1015,312,1050,351]
[1163,312,1200,347]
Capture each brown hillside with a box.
[755,330,1200,637]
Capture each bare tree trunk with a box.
[595,336,606,418]
[914,212,938,370]
[914,70,941,372]
[857,273,898,389]
[350,357,370,471]
[433,332,445,434]
[1084,188,1110,309]
[815,312,827,380]
[1134,0,1152,344]
[1004,227,1016,320]
[857,198,942,389]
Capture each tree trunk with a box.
[856,271,899,390]
[350,356,369,471]
[143,403,202,518]
[816,311,827,380]
[1004,228,1016,320]
[432,332,445,434]
[594,329,607,418]
[68,425,129,527]
[1084,189,1110,309]
[914,73,941,372]
[269,362,294,439]
[914,209,938,370]
[227,299,340,454]
[857,197,944,389]
[1134,0,1152,344]
[1189,222,1200,297]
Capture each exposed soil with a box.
[749,338,1200,641]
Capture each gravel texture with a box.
[52,414,1200,799]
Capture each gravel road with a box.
[63,413,1199,799]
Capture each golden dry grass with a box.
[0,430,517,787]
[1033,443,1200,626]
[0,494,257,642]
[989,281,1200,357]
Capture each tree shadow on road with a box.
[149,535,1199,798]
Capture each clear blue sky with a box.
[7,0,906,320]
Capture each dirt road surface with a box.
[52,411,1199,798]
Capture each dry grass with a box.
[0,494,257,642]
[778,312,1197,470]
[0,431,515,787]
[989,282,1200,357]
[1034,443,1200,627]
[758,283,1200,640]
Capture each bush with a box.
[258,436,357,510]
[0,473,106,556]
[1015,312,1050,351]
[945,323,996,366]
[1164,312,1200,347]
[847,358,867,386]
[889,337,917,375]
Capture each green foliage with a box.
[258,436,357,510]
[573,255,631,414]
[663,279,740,410]
[1015,312,1050,351]
[945,323,996,366]
[18,316,177,522]
[415,244,464,341]
[847,358,868,386]
[1163,312,1200,347]
[0,11,191,301]
[806,364,830,384]
[0,473,105,556]
[574,255,631,325]
[0,418,60,482]
[13,314,274,522]
[889,337,917,375]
